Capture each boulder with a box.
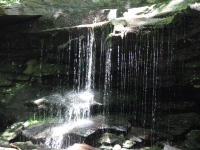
[1,122,24,141]
[22,114,131,149]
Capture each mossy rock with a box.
[157,112,200,135]
[1,122,24,141]
[143,16,174,27]
[0,136,9,148]
[184,130,200,149]
[98,132,125,145]
[24,63,66,76]
[185,61,200,68]
[0,78,12,86]
[12,141,38,149]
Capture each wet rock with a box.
[22,114,131,149]
[185,61,200,68]
[99,133,124,145]
[156,101,197,112]
[0,137,9,148]
[1,122,24,141]
[126,127,153,141]
[0,78,12,86]
[147,0,156,3]
[11,74,30,81]
[155,132,174,141]
[67,143,99,150]
[0,73,30,83]
[121,148,141,150]
[99,145,112,150]
[113,144,121,150]
[157,113,200,136]
[23,59,38,74]
[122,140,135,148]
[0,147,16,150]
[32,64,65,76]
[23,59,67,76]
[0,61,26,74]
[129,136,142,143]
[23,59,61,76]
[163,143,181,150]
[25,91,102,120]
[184,129,200,150]
[11,141,38,150]
[125,126,153,148]
[189,3,200,11]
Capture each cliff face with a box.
[0,1,200,149]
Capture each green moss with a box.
[144,16,174,26]
[194,85,200,88]
[118,134,126,143]
[111,19,127,26]
[12,141,37,149]
[0,136,8,142]
[92,0,121,7]
[144,145,162,150]
[24,116,57,127]
[1,122,23,138]
[16,83,26,90]
[0,0,19,6]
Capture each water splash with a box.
[36,29,97,148]
[44,119,93,148]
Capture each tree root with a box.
[9,143,21,150]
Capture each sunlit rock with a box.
[21,114,131,149]
[10,141,38,150]
[67,143,99,150]
[0,137,9,148]
[0,147,16,150]
[98,133,123,145]
[122,140,135,148]
[129,136,142,143]
[189,3,200,11]
[1,122,24,141]
[99,145,113,150]
[163,143,181,150]
[0,0,200,150]
[23,59,38,74]
[113,144,121,150]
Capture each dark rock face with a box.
[184,130,200,150]
[0,0,200,150]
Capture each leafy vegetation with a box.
[0,0,19,6]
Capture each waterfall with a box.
[43,29,96,148]
[85,31,94,91]
[24,22,174,149]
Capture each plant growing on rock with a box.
[0,0,19,6]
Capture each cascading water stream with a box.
[85,31,94,91]
[43,29,97,148]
